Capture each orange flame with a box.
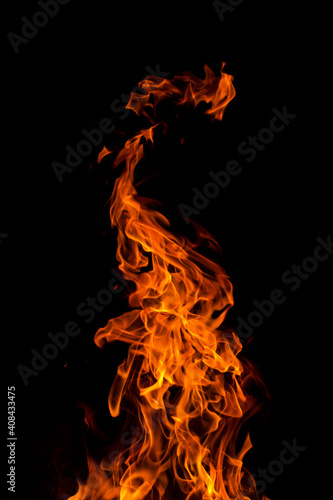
[67,64,270,500]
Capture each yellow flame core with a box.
[68,64,269,500]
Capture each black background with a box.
[2,1,331,499]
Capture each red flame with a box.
[66,63,270,500]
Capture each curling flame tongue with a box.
[68,64,269,500]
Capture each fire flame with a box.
[66,64,270,500]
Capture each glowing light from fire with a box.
[67,64,270,500]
